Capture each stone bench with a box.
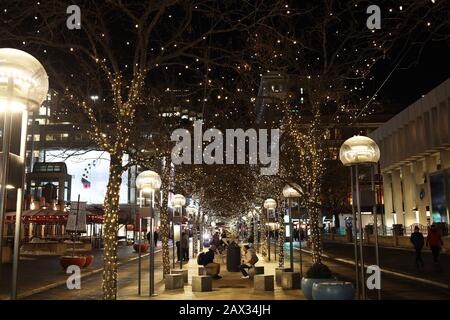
[171,269,188,283]
[275,267,292,286]
[254,274,274,291]
[165,274,184,290]
[281,272,301,289]
[248,266,264,279]
[198,266,216,276]
[192,275,212,292]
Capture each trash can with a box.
[226,242,241,272]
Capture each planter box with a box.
[301,278,336,300]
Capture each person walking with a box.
[182,232,189,261]
[239,245,259,279]
[153,230,159,248]
[426,225,444,268]
[410,226,425,270]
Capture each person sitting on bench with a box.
[239,245,259,279]
[198,245,222,279]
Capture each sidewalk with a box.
[0,242,166,300]
[25,245,305,300]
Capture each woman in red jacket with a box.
[426,225,444,265]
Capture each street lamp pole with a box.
[340,135,381,301]
[136,170,161,297]
[0,49,48,298]
[371,165,381,300]
[350,166,360,299]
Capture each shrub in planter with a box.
[301,263,335,300]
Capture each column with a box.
[412,160,427,225]
[401,165,416,226]
[425,155,437,224]
[382,173,394,227]
[391,169,403,226]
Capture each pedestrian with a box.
[153,230,159,248]
[239,245,259,279]
[426,224,444,267]
[182,232,189,261]
[410,226,424,270]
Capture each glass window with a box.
[430,173,447,223]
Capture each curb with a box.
[2,248,162,300]
[296,247,449,290]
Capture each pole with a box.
[138,189,142,295]
[11,188,23,300]
[267,208,270,261]
[149,190,154,296]
[371,165,381,300]
[350,166,360,299]
[298,197,303,279]
[172,210,175,269]
[288,198,294,271]
[180,206,183,270]
[0,111,12,283]
[274,208,277,260]
[355,164,366,300]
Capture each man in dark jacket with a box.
[410,226,425,269]
[203,245,222,279]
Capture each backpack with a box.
[197,252,207,266]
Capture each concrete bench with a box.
[254,274,274,291]
[171,269,188,283]
[281,272,301,289]
[165,274,184,290]
[198,266,216,276]
[275,267,292,286]
[248,266,264,279]
[192,275,212,292]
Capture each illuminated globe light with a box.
[282,183,302,198]
[172,194,186,208]
[0,48,48,112]
[263,198,277,210]
[136,170,161,193]
[339,135,380,166]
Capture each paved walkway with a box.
[25,245,305,300]
[0,242,166,300]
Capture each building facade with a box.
[370,78,450,229]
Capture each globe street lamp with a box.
[340,135,381,300]
[172,194,186,269]
[263,198,276,262]
[283,184,302,274]
[136,170,161,297]
[0,48,48,299]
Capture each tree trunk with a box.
[102,154,123,300]
[159,164,171,277]
[278,199,285,267]
[192,217,198,257]
[309,190,322,264]
[261,211,267,260]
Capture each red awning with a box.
[5,208,103,224]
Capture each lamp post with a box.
[186,205,198,258]
[136,170,161,297]
[172,194,186,269]
[0,49,48,299]
[340,135,381,300]
[263,198,276,262]
[282,184,302,275]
